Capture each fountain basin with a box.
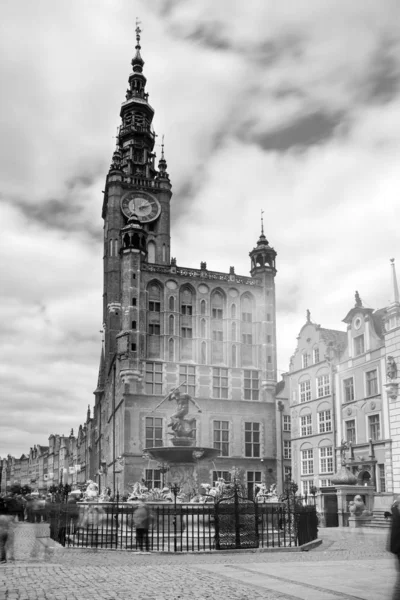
[144,446,221,464]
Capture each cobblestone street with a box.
[0,523,397,600]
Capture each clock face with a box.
[121,191,161,223]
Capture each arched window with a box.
[181,287,193,315]
[231,322,237,341]
[109,240,113,257]
[200,300,206,315]
[201,342,206,365]
[231,304,236,319]
[147,241,156,264]
[113,240,118,255]
[169,315,174,335]
[200,318,206,338]
[169,296,175,311]
[168,338,174,362]
[162,244,166,262]
[232,345,237,367]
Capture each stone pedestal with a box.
[348,515,372,528]
[335,485,375,526]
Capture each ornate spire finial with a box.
[306,309,311,323]
[355,291,362,307]
[261,209,264,236]
[135,18,142,48]
[161,134,165,160]
[390,258,400,304]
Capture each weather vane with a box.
[261,209,264,236]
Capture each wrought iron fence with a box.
[48,497,318,552]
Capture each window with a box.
[181,304,193,315]
[301,414,312,436]
[244,422,260,458]
[131,343,136,351]
[379,464,386,493]
[212,471,231,486]
[201,319,206,338]
[231,322,237,341]
[283,415,291,432]
[145,469,161,489]
[366,370,378,396]
[320,479,332,488]
[346,419,356,443]
[300,380,311,403]
[301,449,314,475]
[145,362,163,395]
[301,479,315,495]
[302,353,309,368]
[319,446,334,474]
[200,300,206,315]
[242,312,252,322]
[267,335,271,343]
[284,466,292,481]
[318,410,332,433]
[132,298,137,306]
[244,370,259,400]
[230,304,236,319]
[212,330,223,341]
[131,320,137,329]
[145,417,163,447]
[313,348,320,363]
[368,414,380,441]
[179,365,195,397]
[181,327,192,338]
[168,315,174,335]
[242,334,252,344]
[212,308,223,319]
[168,296,174,311]
[283,440,291,459]
[149,301,161,312]
[213,421,229,456]
[149,324,160,335]
[354,334,365,356]
[247,471,262,500]
[213,368,228,398]
[344,378,354,402]
[168,338,174,361]
[317,374,330,397]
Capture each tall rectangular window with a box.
[212,308,223,319]
[212,471,231,486]
[379,464,386,492]
[179,365,196,397]
[354,334,365,356]
[283,415,291,431]
[284,440,291,459]
[212,367,228,398]
[212,330,223,341]
[301,449,314,475]
[300,380,311,403]
[302,353,309,368]
[301,479,314,495]
[181,304,193,315]
[145,362,163,395]
[366,370,378,396]
[344,378,354,402]
[368,414,380,441]
[318,410,332,433]
[246,471,262,500]
[300,414,312,436]
[313,348,320,363]
[242,312,252,322]
[181,327,193,338]
[145,417,163,447]
[145,468,161,489]
[346,419,356,443]
[317,374,330,397]
[244,422,260,458]
[242,333,253,344]
[149,301,161,312]
[213,421,229,456]
[319,446,334,474]
[244,370,259,400]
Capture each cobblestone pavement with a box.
[0,523,396,600]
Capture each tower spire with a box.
[261,209,264,237]
[391,258,400,304]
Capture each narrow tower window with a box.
[147,241,156,264]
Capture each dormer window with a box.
[354,334,365,357]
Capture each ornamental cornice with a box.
[141,263,261,286]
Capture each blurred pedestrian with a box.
[389,495,400,599]
[133,502,153,552]
[0,506,15,563]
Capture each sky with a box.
[1,0,400,457]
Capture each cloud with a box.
[1,0,400,455]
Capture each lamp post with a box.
[170,483,180,552]
[157,463,170,488]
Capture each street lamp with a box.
[169,482,181,552]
